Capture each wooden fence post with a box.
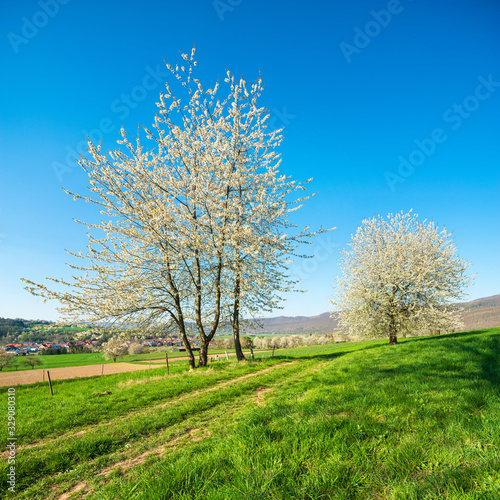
[149,359,151,369]
[101,364,104,376]
[165,353,170,375]
[42,369,45,382]
[272,346,275,357]
[47,370,54,396]
[225,350,229,361]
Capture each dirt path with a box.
[0,362,161,387]
[0,350,272,387]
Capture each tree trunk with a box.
[166,261,196,370]
[388,311,398,345]
[181,334,196,370]
[175,315,196,370]
[178,320,196,370]
[195,253,223,369]
[232,274,246,361]
[198,342,209,368]
[234,334,245,361]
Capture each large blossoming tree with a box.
[23,47,326,368]
[331,211,473,344]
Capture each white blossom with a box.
[22,46,330,368]
[331,211,473,344]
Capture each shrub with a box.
[128,343,144,355]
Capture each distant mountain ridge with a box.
[240,294,500,336]
[3,295,499,338]
[460,294,500,331]
[242,312,340,336]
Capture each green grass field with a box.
[1,328,499,499]
[2,352,109,372]
[2,348,264,372]
[125,348,263,364]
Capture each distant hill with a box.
[3,295,498,339]
[460,294,500,331]
[241,312,341,336]
[240,294,500,336]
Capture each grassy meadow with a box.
[1,328,499,499]
[2,348,261,373]
[124,348,265,364]
[2,352,108,372]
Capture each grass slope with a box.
[1,328,499,499]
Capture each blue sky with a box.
[1,0,499,321]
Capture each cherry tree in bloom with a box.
[331,211,473,344]
[23,46,328,368]
[101,337,128,363]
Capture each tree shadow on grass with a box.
[400,328,497,344]
[274,327,500,390]
[449,334,500,388]
[272,340,390,363]
[279,328,498,364]
[272,351,347,362]
[399,328,500,387]
[479,336,500,387]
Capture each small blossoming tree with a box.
[101,337,128,363]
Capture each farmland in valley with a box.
[0,349,262,374]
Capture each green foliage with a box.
[0,353,15,371]
[42,347,68,355]
[0,318,29,339]
[69,345,93,354]
[21,357,42,369]
[0,318,87,342]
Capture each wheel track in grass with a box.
[6,359,299,457]
[18,358,333,500]
[56,359,332,500]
